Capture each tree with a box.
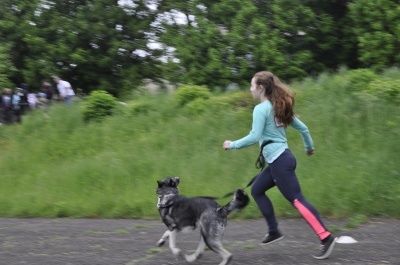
[0,0,163,96]
[0,0,39,86]
[19,0,159,95]
[2,0,399,95]
[348,0,400,70]
[156,0,233,88]
[0,44,17,88]
[156,0,321,86]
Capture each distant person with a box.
[27,91,38,110]
[222,71,336,259]
[53,76,75,104]
[36,92,47,110]
[41,80,54,105]
[18,83,29,115]
[1,88,20,124]
[12,89,22,123]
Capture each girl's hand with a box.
[306,149,315,156]
[223,140,232,150]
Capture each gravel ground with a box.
[0,218,399,265]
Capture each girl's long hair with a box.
[253,71,294,126]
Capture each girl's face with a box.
[250,77,263,100]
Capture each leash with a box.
[186,140,274,201]
[220,140,273,198]
[255,140,272,170]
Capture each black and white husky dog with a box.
[156,177,249,265]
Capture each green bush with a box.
[127,101,154,115]
[367,79,400,104]
[82,90,117,122]
[183,98,210,115]
[346,69,378,91]
[175,85,210,107]
[209,91,256,111]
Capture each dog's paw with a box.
[156,239,165,247]
[218,254,233,265]
[185,253,198,263]
[172,248,183,260]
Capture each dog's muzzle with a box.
[157,194,175,209]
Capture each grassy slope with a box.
[0,70,399,219]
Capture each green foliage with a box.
[367,79,400,104]
[2,0,400,93]
[0,44,17,88]
[209,91,256,111]
[127,101,155,115]
[182,98,209,115]
[157,0,354,83]
[1,0,158,94]
[0,69,399,219]
[345,68,400,104]
[348,0,400,69]
[346,69,378,91]
[82,90,117,122]
[175,85,211,107]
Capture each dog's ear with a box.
[157,180,162,187]
[174,177,180,185]
[169,178,176,187]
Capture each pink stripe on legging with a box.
[294,199,330,240]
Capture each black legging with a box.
[251,149,330,241]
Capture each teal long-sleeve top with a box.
[229,100,314,163]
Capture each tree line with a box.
[0,0,399,97]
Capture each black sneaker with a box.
[312,236,337,259]
[260,232,284,245]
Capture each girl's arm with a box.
[290,116,314,153]
[227,105,267,149]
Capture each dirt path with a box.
[0,218,399,265]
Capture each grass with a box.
[0,68,399,219]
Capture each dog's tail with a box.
[217,189,249,216]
